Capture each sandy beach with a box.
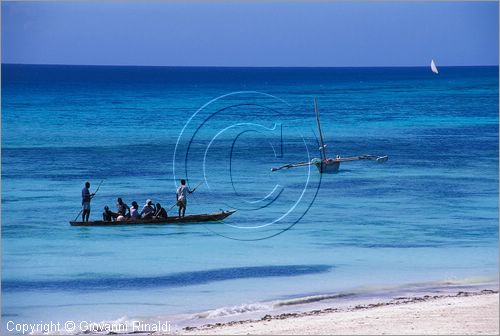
[177,290,499,335]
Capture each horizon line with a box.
[2,62,499,68]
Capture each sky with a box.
[2,1,498,67]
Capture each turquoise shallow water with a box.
[1,65,498,333]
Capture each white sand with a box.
[178,292,499,335]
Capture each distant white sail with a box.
[431,59,439,74]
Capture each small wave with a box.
[419,275,499,287]
[193,303,271,319]
[187,293,355,321]
[272,293,355,307]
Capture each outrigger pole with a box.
[271,154,388,172]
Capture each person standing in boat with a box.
[81,181,95,222]
[176,179,194,218]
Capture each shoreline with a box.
[175,289,499,335]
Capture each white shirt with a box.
[176,185,190,201]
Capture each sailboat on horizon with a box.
[431,59,439,74]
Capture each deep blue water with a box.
[1,64,498,331]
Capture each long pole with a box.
[314,98,327,161]
[74,179,104,222]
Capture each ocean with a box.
[1,64,498,334]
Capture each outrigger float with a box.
[70,210,236,226]
[272,98,388,174]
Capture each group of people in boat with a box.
[102,198,168,222]
[80,179,195,222]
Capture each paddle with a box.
[166,181,204,213]
[73,179,104,222]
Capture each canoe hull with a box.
[315,160,340,173]
[70,210,236,226]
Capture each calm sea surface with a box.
[2,65,498,332]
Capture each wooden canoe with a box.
[70,210,236,226]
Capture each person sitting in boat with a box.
[176,179,194,218]
[116,197,130,218]
[102,206,113,221]
[130,201,141,219]
[140,199,156,219]
[154,203,168,219]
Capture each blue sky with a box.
[2,1,498,67]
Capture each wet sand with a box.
[177,290,499,335]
